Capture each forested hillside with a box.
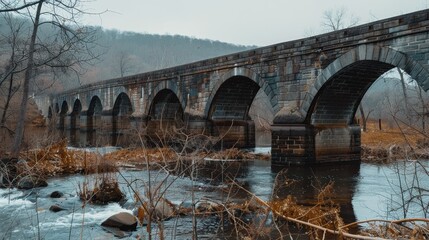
[83,28,255,85]
[0,16,255,91]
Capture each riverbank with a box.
[361,122,429,162]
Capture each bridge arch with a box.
[207,76,260,120]
[148,89,184,120]
[70,99,82,146]
[87,96,102,146]
[145,81,186,117]
[204,67,278,118]
[112,92,133,146]
[88,96,102,116]
[59,100,69,131]
[302,45,429,125]
[71,99,82,122]
[112,92,133,116]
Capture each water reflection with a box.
[189,158,360,224]
[271,162,360,224]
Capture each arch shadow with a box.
[204,67,278,118]
[69,99,82,146]
[112,92,133,146]
[86,96,102,146]
[145,81,186,117]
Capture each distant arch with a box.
[87,96,102,116]
[48,106,53,119]
[112,92,133,146]
[59,101,69,131]
[71,99,82,116]
[86,96,102,146]
[70,99,82,146]
[54,103,59,114]
[112,92,133,116]
[60,101,68,116]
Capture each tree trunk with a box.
[359,104,367,132]
[397,67,410,121]
[417,85,426,132]
[11,1,43,156]
[0,71,16,126]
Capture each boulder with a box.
[17,175,48,189]
[50,191,64,198]
[49,204,66,212]
[101,212,137,231]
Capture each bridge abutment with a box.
[271,124,361,165]
[271,124,315,165]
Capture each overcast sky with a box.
[82,0,428,46]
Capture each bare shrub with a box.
[78,172,124,205]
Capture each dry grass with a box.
[22,140,116,177]
[205,148,270,161]
[360,120,429,161]
[361,120,422,148]
[104,147,177,165]
[269,182,345,239]
[78,173,124,205]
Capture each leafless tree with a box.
[0,0,100,156]
[0,14,27,134]
[321,7,360,31]
[118,51,135,77]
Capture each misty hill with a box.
[78,28,256,86]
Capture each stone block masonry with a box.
[45,9,429,165]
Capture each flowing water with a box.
[0,149,428,239]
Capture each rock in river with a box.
[50,191,64,198]
[101,212,137,231]
[49,204,66,212]
[17,175,48,189]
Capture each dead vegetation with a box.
[78,172,125,205]
[205,148,270,161]
[269,182,345,239]
[361,120,429,162]
[103,147,269,165]
[21,139,116,177]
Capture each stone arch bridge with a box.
[41,10,429,165]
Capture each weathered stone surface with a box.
[101,212,137,231]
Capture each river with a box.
[0,149,428,239]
